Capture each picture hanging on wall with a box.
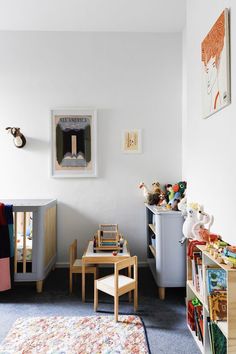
[122,129,142,153]
[201,8,230,119]
[51,108,97,177]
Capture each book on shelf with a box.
[207,318,214,354]
[206,267,227,322]
[207,317,227,354]
[208,291,227,321]
[194,306,203,343]
[187,300,203,343]
[191,252,203,293]
[198,264,203,297]
[206,268,227,295]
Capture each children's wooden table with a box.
[82,240,131,302]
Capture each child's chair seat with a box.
[73,259,95,269]
[96,274,135,296]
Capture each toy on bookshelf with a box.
[166,181,187,210]
[139,180,187,209]
[192,209,214,241]
[179,203,199,244]
[180,203,221,246]
[139,181,164,205]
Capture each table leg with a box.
[128,265,132,302]
[82,262,85,302]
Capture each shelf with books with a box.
[187,279,205,305]
[186,241,236,354]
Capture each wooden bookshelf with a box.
[186,243,236,353]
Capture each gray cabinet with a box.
[2,199,57,293]
[146,203,186,299]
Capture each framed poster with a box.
[122,129,142,153]
[201,9,230,119]
[51,108,97,177]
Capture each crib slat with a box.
[14,212,18,273]
[23,212,27,273]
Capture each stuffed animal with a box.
[192,207,213,241]
[198,229,220,243]
[169,181,187,206]
[165,184,174,203]
[178,195,187,216]
[139,182,162,205]
[179,203,199,244]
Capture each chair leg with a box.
[134,287,138,311]
[94,281,98,311]
[128,265,132,302]
[69,271,73,294]
[114,295,119,322]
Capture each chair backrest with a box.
[69,239,77,268]
[114,256,138,289]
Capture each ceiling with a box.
[0,0,186,32]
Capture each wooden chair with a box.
[94,256,138,322]
[69,239,97,293]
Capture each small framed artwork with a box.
[51,108,97,177]
[201,9,230,119]
[122,129,142,154]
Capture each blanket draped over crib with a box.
[0,203,13,292]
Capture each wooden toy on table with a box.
[93,224,124,252]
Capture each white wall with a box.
[183,0,236,244]
[0,31,182,263]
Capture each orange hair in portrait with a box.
[201,11,225,68]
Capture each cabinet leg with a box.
[36,280,43,293]
[158,287,165,300]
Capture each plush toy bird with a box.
[139,181,162,205]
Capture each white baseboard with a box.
[56,261,148,268]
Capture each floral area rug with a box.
[0,315,150,354]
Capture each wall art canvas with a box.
[122,129,142,153]
[201,9,230,119]
[51,109,97,177]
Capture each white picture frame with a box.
[122,129,142,154]
[51,108,97,178]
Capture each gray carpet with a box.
[0,268,200,354]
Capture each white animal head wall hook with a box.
[6,127,26,148]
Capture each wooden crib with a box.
[2,199,57,293]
